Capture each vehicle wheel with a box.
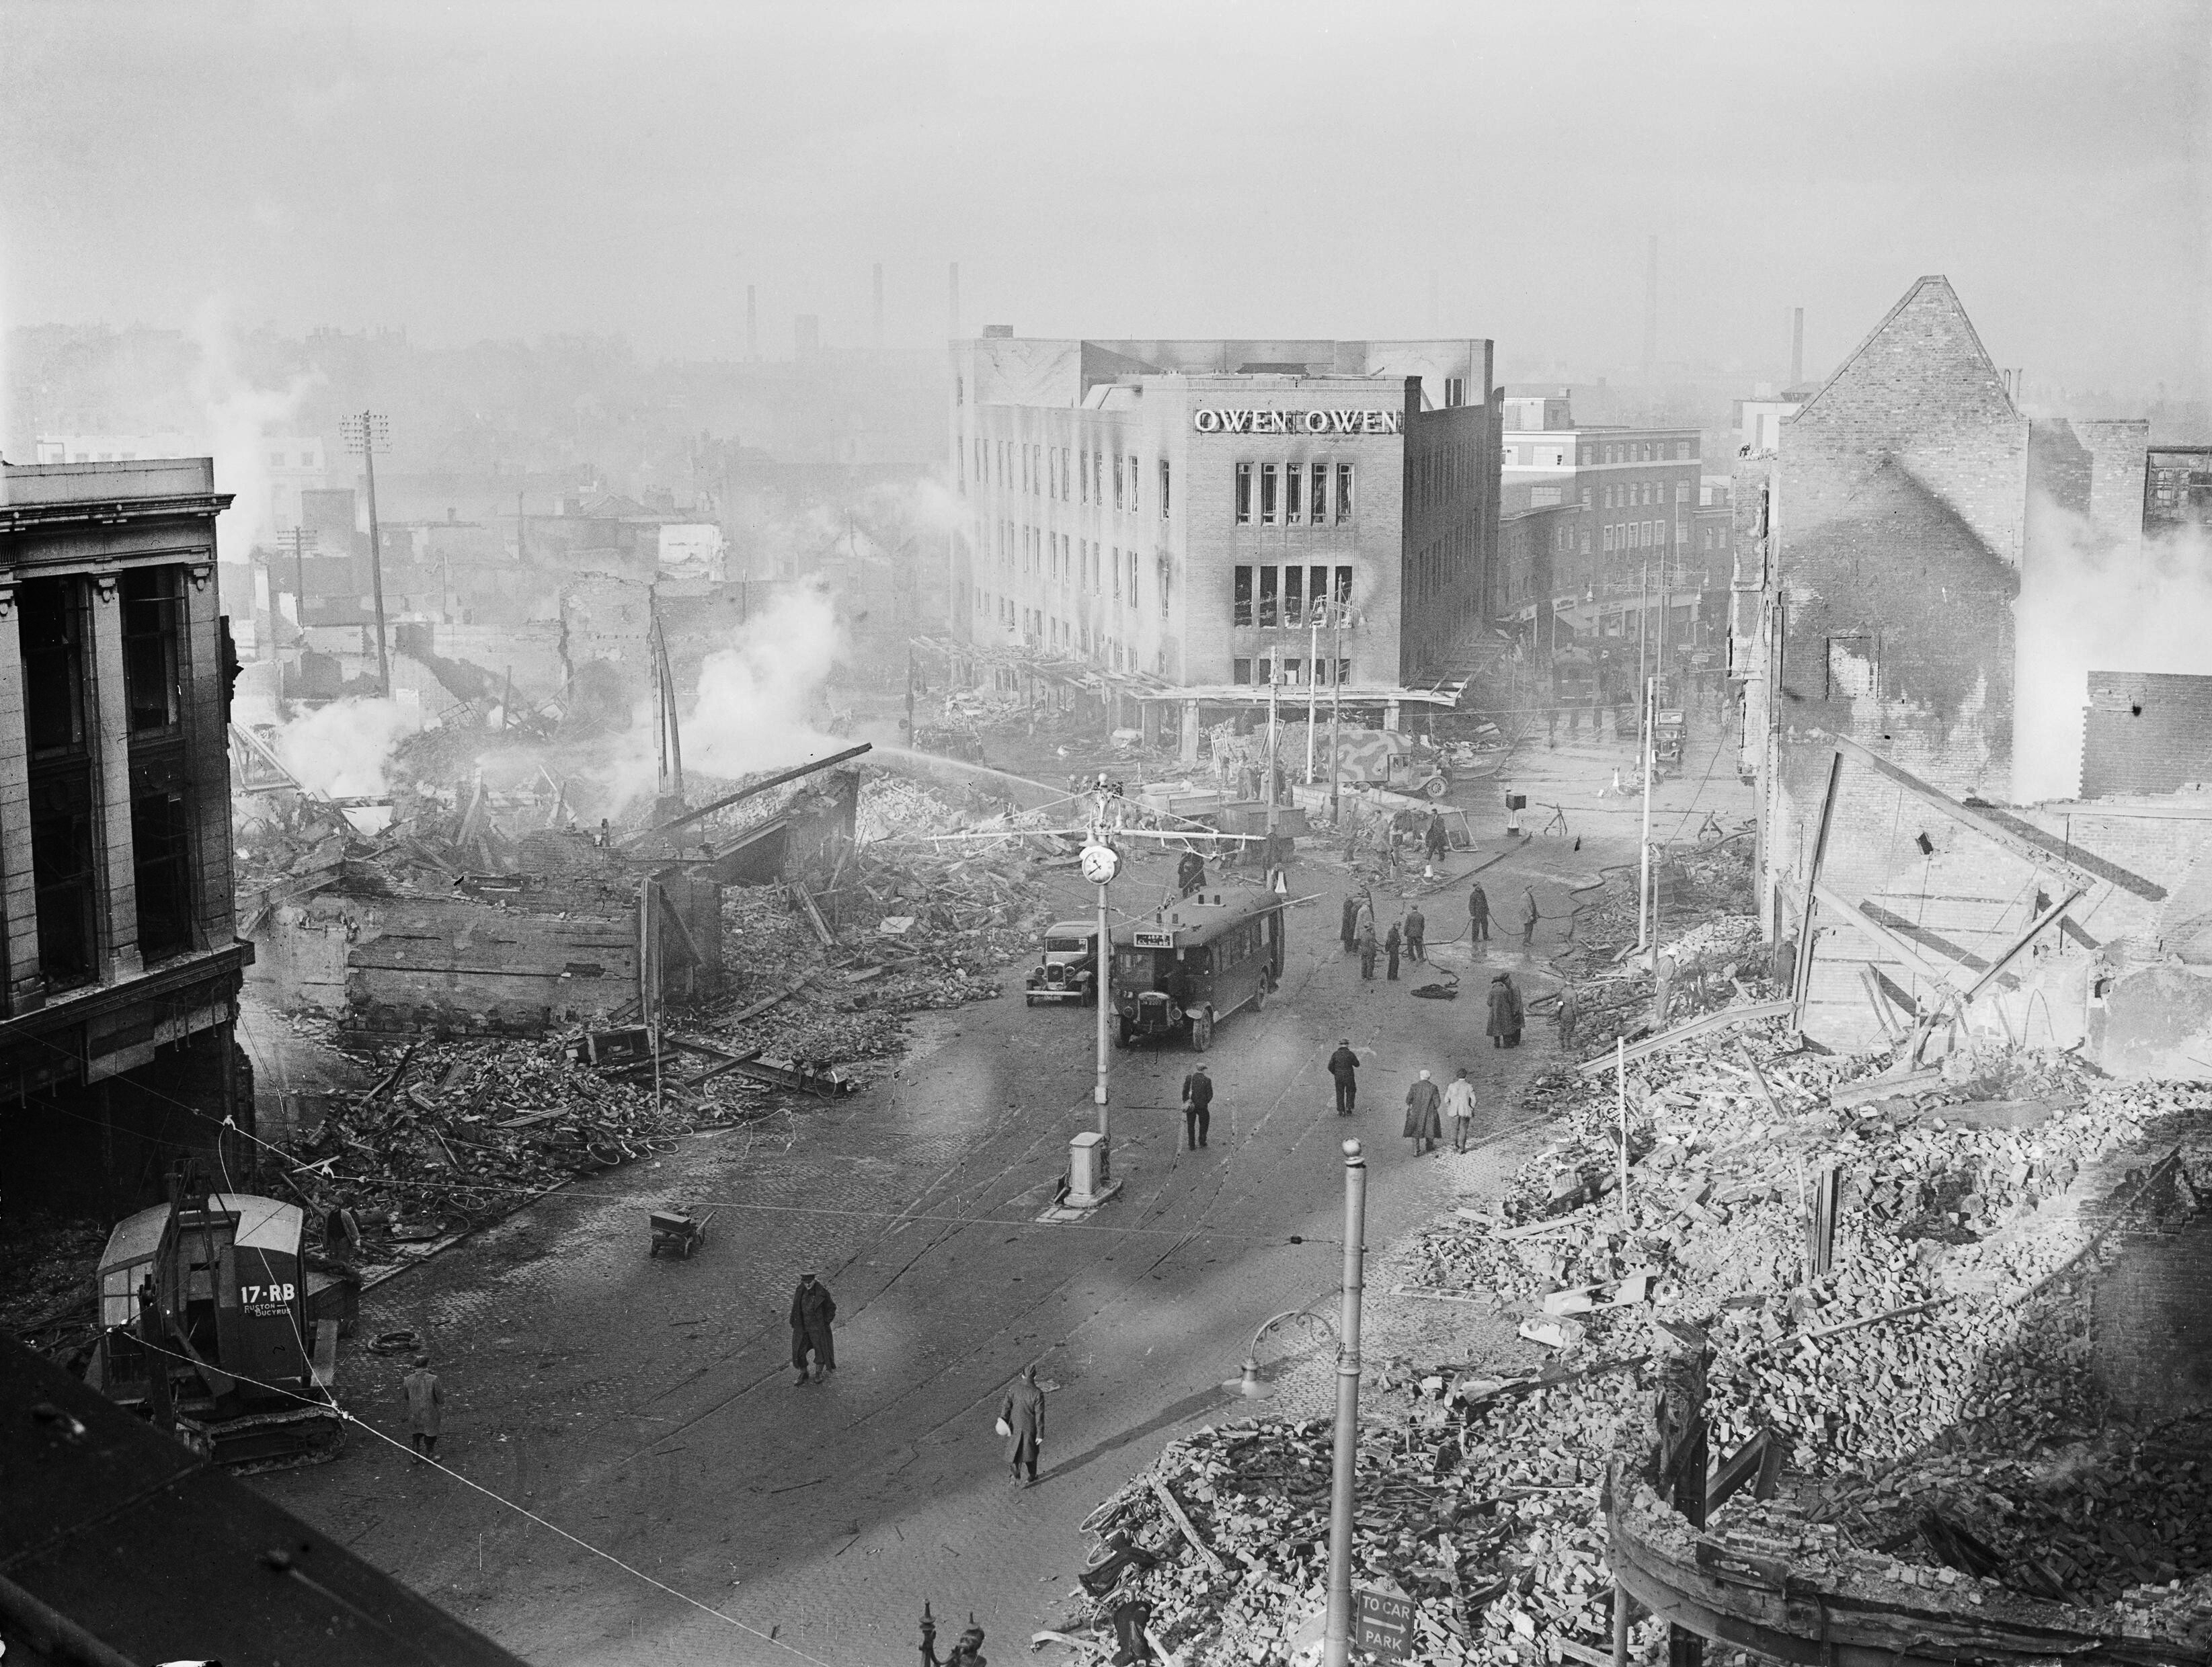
[1252,976,1268,1013]
[1425,776,1449,799]
[1024,995,1037,1008]
[1190,1011,1214,1051]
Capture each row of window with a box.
[20,568,197,989]
[1232,564,1355,628]
[972,587,1159,673]
[1235,462,1355,526]
[965,438,1172,518]
[1230,656,1353,686]
[992,522,1157,612]
[1501,440,1697,468]
[1600,520,1688,553]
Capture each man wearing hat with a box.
[1327,1039,1361,1116]
[789,1270,837,1385]
[1179,1062,1214,1150]
[401,1354,444,1464]
[1403,1069,1443,1155]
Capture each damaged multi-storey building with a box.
[0,458,255,1209]
[1733,274,2212,1072]
[239,753,860,1038]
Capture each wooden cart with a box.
[647,1207,714,1259]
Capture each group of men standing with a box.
[1338,889,1431,980]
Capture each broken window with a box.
[1234,566,1253,626]
[1283,564,1304,624]
[1258,565,1277,628]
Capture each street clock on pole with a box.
[1079,843,1120,886]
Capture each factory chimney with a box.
[746,284,758,361]
[1641,235,1659,382]
[948,261,961,341]
[1790,307,1805,386]
[873,263,885,350]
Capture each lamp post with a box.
[1079,838,1119,1171]
[1305,600,1327,784]
[1321,1139,1369,1667]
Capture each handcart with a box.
[648,1205,715,1259]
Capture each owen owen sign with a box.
[1191,408,1403,436]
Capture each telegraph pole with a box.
[340,411,392,695]
[1321,1139,1369,1667]
[1637,676,1657,957]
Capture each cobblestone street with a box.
[253,727,1744,1666]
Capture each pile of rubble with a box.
[1077,1011,2212,1665]
[276,1036,768,1255]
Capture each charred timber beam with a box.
[619,743,872,849]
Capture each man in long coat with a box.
[402,1354,443,1463]
[1339,893,1359,953]
[1468,882,1491,943]
[1327,1040,1360,1116]
[790,1272,836,1385]
[1403,1069,1443,1155]
[1000,1363,1046,1488]
[1487,973,1524,1049]
[1403,905,1426,963]
[1383,920,1403,981]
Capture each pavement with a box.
[248,706,1752,1666]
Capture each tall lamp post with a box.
[1321,1139,1369,1667]
[1078,837,1119,1176]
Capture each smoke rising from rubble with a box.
[270,696,415,800]
[2015,491,2212,803]
[680,587,844,780]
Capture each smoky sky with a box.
[3,0,2205,393]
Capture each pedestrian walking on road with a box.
[1000,1364,1045,1487]
[1442,1068,1478,1153]
[1327,1039,1360,1116]
[1521,887,1540,948]
[1404,905,1426,963]
[401,1355,443,1463]
[1425,812,1448,864]
[1339,893,1359,953]
[789,1272,837,1385]
[1353,894,1374,944]
[1384,921,1402,981]
[1181,1062,1214,1149]
[1404,1070,1443,1155]
[1488,973,1524,1049]
[1468,882,1491,943]
[1556,983,1581,1051]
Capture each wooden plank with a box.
[1810,881,1967,997]
[1148,1475,1228,1578]
[1573,1000,1792,1077]
[1815,730,2100,892]
[1735,1045,1785,1121]
[1790,747,1844,1028]
[1829,1067,1942,1108]
[1957,887,2084,1006]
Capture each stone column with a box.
[88,573,141,981]
[0,585,43,1011]
[182,563,235,946]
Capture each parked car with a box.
[1024,921,1099,1006]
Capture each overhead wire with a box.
[118,1330,846,1667]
